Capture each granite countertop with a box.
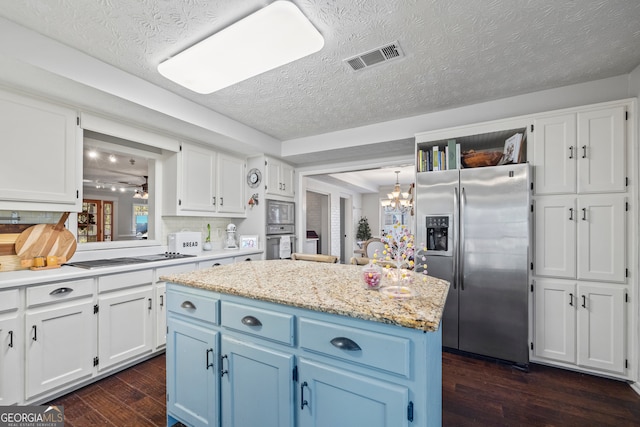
[162,260,450,332]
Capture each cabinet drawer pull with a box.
[160,295,164,307]
[582,208,587,221]
[181,300,196,310]
[330,337,361,351]
[582,145,587,159]
[206,348,214,370]
[569,145,574,159]
[148,298,152,310]
[241,315,262,327]
[50,287,73,295]
[220,197,224,206]
[569,293,574,306]
[582,295,587,308]
[32,325,37,342]
[8,330,13,348]
[300,381,309,410]
[212,196,216,206]
[568,208,574,221]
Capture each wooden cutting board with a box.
[14,212,77,261]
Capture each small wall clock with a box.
[247,168,262,188]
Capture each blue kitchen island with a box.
[162,260,449,427]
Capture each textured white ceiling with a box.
[0,0,638,147]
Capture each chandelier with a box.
[381,171,412,213]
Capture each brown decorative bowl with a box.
[461,151,503,168]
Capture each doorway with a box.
[340,196,353,264]
[306,190,329,254]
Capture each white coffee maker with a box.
[225,223,238,249]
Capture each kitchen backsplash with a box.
[0,210,58,224]
[161,217,231,250]
[0,210,234,250]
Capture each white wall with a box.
[283,75,631,157]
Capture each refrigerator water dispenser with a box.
[425,215,452,255]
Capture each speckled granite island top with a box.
[161,259,449,332]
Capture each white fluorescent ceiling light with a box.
[158,1,324,94]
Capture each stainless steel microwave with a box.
[266,199,295,226]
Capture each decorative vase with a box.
[361,261,382,290]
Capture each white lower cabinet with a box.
[0,315,20,405]
[167,283,441,427]
[533,279,627,375]
[25,279,96,401]
[0,289,20,405]
[155,263,198,349]
[97,270,154,372]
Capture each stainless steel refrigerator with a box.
[415,164,531,365]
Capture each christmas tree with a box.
[356,216,372,241]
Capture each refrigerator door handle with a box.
[453,187,459,290]
[459,187,466,291]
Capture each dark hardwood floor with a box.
[48,351,640,426]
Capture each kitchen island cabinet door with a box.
[167,316,219,427]
[297,358,410,427]
[0,89,80,210]
[220,336,294,427]
[25,300,95,401]
[97,286,154,372]
[0,316,20,405]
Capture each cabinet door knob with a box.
[330,337,361,351]
[241,315,262,327]
[181,300,196,310]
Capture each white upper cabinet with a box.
[0,89,80,211]
[265,157,294,198]
[533,114,577,194]
[533,105,626,195]
[217,154,245,214]
[181,143,217,213]
[577,106,626,193]
[164,142,245,217]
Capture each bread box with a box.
[168,232,202,255]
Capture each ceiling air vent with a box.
[344,42,404,71]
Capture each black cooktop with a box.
[65,253,196,269]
